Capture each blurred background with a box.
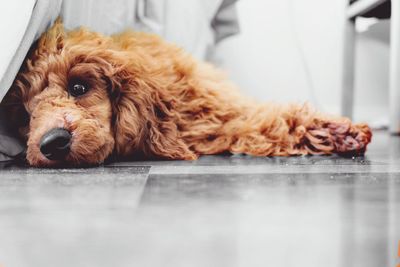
[214,0,389,126]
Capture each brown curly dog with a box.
[2,21,372,167]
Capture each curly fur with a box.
[1,21,372,167]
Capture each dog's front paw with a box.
[328,122,372,156]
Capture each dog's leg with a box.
[175,63,371,157]
[183,103,372,157]
[227,104,372,157]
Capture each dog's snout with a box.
[40,128,71,160]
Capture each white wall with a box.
[354,21,389,125]
[215,0,390,125]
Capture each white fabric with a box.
[0,1,36,90]
[0,0,62,101]
[61,0,232,60]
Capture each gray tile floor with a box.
[0,131,400,267]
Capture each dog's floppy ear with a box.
[107,70,197,160]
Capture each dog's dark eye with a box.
[69,83,88,97]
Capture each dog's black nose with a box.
[40,128,71,160]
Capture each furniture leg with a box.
[389,0,400,133]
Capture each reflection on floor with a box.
[0,131,399,267]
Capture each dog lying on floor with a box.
[1,21,372,167]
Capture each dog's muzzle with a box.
[39,128,71,161]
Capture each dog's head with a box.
[5,21,196,166]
